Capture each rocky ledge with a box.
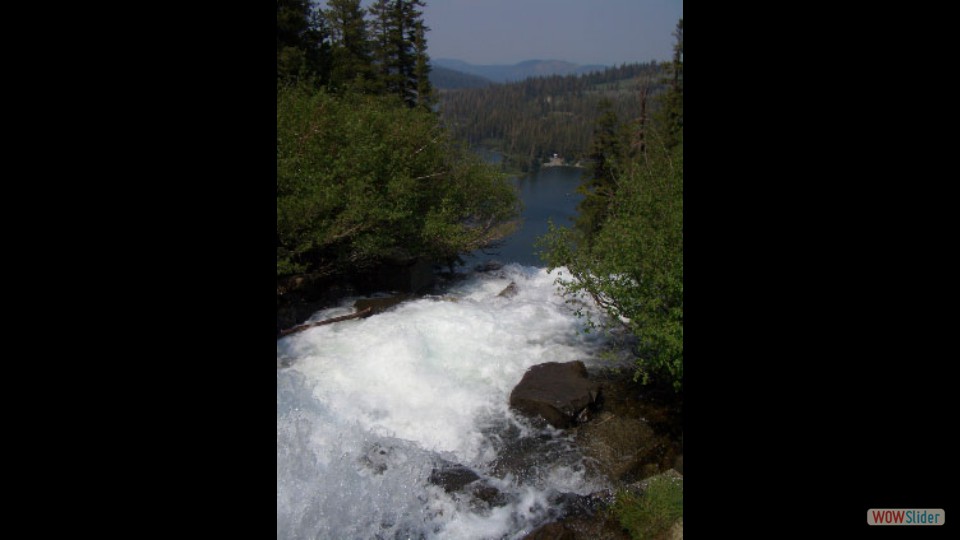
[508,363,683,539]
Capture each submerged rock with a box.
[548,490,616,519]
[428,460,511,509]
[428,461,481,492]
[498,281,519,298]
[509,361,602,429]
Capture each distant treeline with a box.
[438,62,668,172]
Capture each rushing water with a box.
[277,265,618,539]
[278,161,606,538]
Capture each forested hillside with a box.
[438,62,668,172]
[429,65,491,89]
[433,58,608,83]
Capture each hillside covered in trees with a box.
[433,58,608,83]
[438,62,668,172]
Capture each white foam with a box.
[277,265,609,538]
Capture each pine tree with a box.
[654,18,683,149]
[277,0,329,85]
[325,0,375,92]
[413,20,434,110]
[576,98,627,238]
[368,0,393,94]
[367,1,431,107]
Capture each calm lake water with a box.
[470,165,585,267]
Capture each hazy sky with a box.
[421,0,683,66]
[319,1,683,66]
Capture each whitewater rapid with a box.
[277,264,611,539]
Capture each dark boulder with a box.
[509,361,602,429]
[428,461,480,492]
[522,522,578,540]
[428,460,511,509]
[498,281,519,298]
[548,490,616,519]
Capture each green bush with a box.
[612,475,683,539]
[538,143,683,390]
[277,85,520,278]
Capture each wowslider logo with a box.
[867,508,944,526]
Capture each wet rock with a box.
[668,518,683,540]
[467,482,511,509]
[353,294,410,315]
[523,522,578,540]
[498,281,519,298]
[522,510,631,540]
[428,461,480,492]
[485,423,582,482]
[509,361,602,429]
[625,468,684,497]
[548,490,615,519]
[576,411,660,483]
[428,460,511,510]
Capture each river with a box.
[277,166,611,539]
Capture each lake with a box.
[470,165,585,267]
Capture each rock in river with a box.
[509,361,602,429]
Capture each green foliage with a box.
[277,0,329,85]
[537,21,683,391]
[575,98,631,239]
[539,143,683,390]
[324,0,377,92]
[412,20,435,110]
[277,85,519,279]
[612,476,683,540]
[653,19,683,151]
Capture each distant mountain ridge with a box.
[430,65,492,90]
[434,58,608,83]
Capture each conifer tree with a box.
[325,0,376,91]
[367,1,432,107]
[413,20,434,110]
[576,98,627,239]
[277,0,329,85]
